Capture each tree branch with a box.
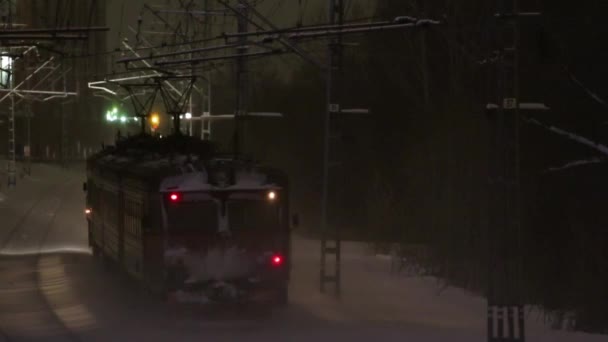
[525,117,608,157]
[543,157,605,174]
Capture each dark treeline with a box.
[210,0,608,334]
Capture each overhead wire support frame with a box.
[124,26,205,96]
[318,5,438,298]
[216,0,325,70]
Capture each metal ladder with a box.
[488,305,526,342]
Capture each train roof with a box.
[87,134,287,191]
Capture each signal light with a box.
[267,191,276,201]
[105,107,132,124]
[169,193,180,202]
[271,254,283,267]
[150,113,160,130]
[85,208,92,215]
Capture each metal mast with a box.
[61,66,69,165]
[320,0,344,296]
[8,90,16,186]
[2,0,16,187]
[487,0,526,341]
[233,1,249,157]
[201,0,212,140]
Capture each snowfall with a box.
[0,162,605,341]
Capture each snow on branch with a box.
[543,157,605,174]
[525,117,608,156]
[565,66,608,112]
[486,103,550,111]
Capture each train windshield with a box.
[227,199,281,233]
[166,200,218,232]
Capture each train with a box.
[84,134,291,305]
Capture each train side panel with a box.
[123,185,145,279]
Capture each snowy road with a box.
[0,164,604,341]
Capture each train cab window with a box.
[166,200,218,233]
[227,200,280,233]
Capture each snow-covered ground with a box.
[0,163,605,341]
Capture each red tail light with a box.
[169,193,180,202]
[271,254,283,267]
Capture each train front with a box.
[159,163,290,306]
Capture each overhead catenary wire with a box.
[155,48,285,66]
[61,13,391,61]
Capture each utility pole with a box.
[320,0,344,296]
[233,1,249,157]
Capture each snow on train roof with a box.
[96,148,198,167]
[92,134,213,165]
[90,135,284,191]
[159,169,280,193]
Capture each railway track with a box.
[0,174,84,342]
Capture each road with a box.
[0,164,604,341]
